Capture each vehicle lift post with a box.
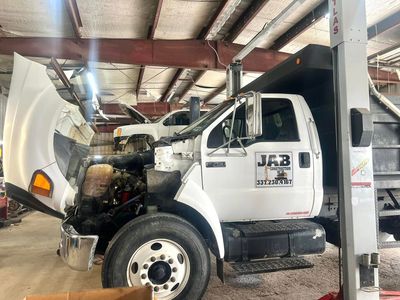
[329,0,379,299]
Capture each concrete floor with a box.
[1,212,400,300]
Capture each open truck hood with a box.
[3,54,94,217]
[119,103,151,124]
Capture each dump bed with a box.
[241,44,400,191]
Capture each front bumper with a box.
[59,222,99,271]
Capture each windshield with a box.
[178,100,234,136]
[154,114,167,123]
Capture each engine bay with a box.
[66,151,154,252]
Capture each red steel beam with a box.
[0,38,284,71]
[1,38,397,83]
[102,102,171,118]
[224,0,269,42]
[0,38,291,72]
[96,124,126,133]
[368,67,400,83]
[64,0,83,38]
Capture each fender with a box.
[175,163,225,259]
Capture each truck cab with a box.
[176,93,323,221]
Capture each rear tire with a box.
[102,213,210,300]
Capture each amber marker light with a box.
[29,170,53,198]
[116,128,122,137]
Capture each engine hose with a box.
[108,193,143,217]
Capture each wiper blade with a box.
[169,133,197,141]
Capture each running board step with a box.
[230,257,313,275]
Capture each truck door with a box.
[201,95,315,221]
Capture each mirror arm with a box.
[208,137,248,157]
[237,138,247,156]
[208,140,235,156]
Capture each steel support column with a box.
[329,0,379,299]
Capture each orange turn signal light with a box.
[29,170,53,198]
[116,128,122,137]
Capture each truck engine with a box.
[65,151,154,252]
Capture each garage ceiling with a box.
[0,0,399,123]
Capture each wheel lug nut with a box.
[172,267,177,272]
[160,254,165,260]
[141,274,147,279]
[145,282,151,286]
[163,284,169,290]
[143,264,149,269]
[154,286,159,292]
[171,277,176,282]
[150,257,156,262]
[168,259,173,264]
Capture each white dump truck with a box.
[3,45,400,300]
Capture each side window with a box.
[257,99,299,142]
[207,99,299,148]
[163,112,191,126]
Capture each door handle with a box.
[299,152,311,168]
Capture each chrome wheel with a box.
[126,239,190,300]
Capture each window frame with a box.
[162,111,191,126]
[206,98,301,149]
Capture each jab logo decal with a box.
[256,152,293,187]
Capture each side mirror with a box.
[245,92,262,138]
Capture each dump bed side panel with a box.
[371,96,400,189]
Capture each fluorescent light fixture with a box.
[207,0,242,40]
[94,155,102,159]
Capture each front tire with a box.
[102,213,210,300]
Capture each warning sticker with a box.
[256,152,293,187]
[351,149,373,189]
